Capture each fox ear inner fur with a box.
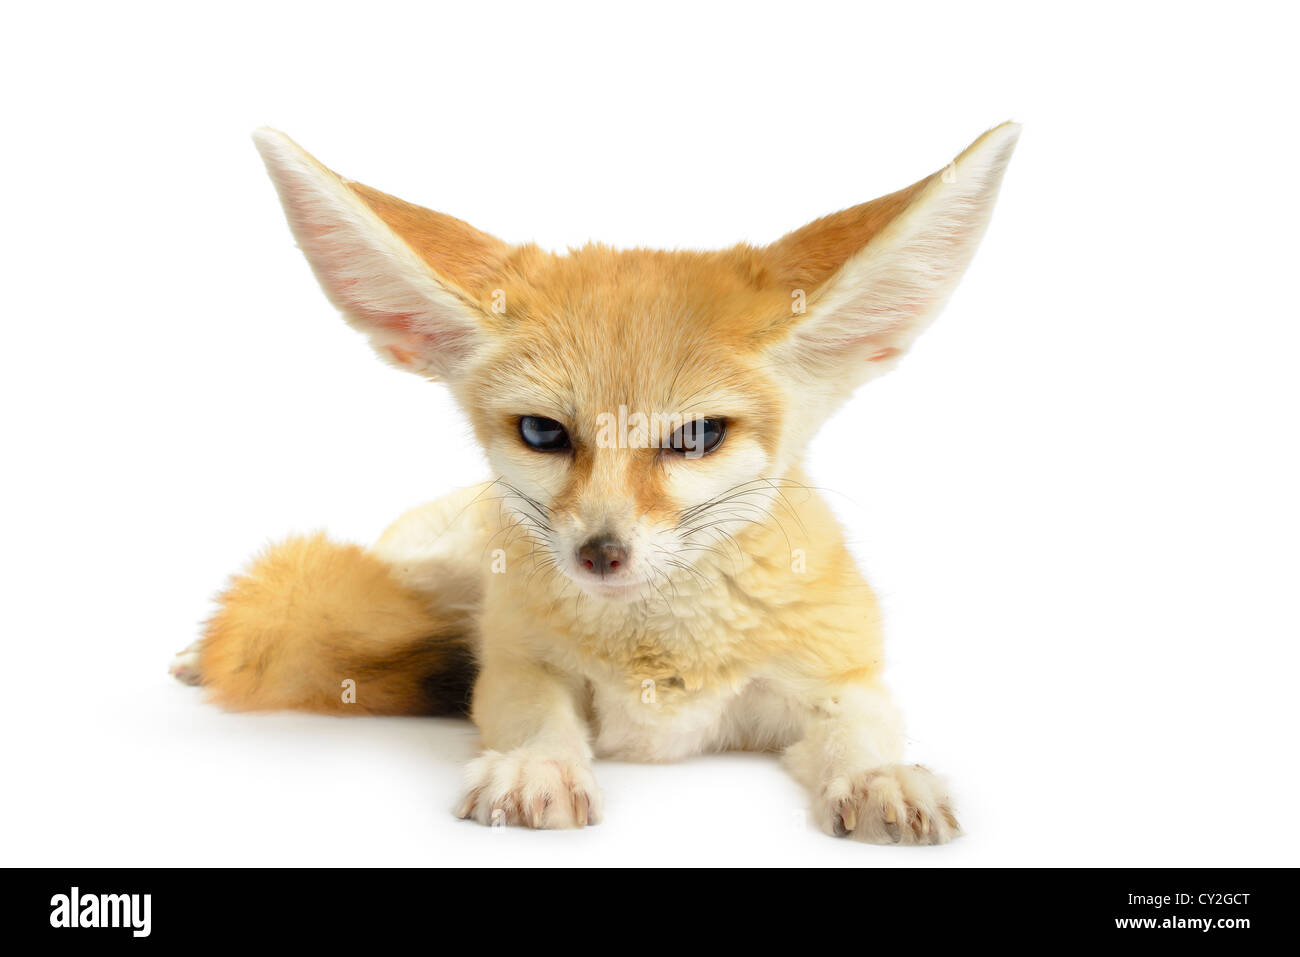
[252,128,507,379]
[767,122,1020,386]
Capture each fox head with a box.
[254,124,1019,600]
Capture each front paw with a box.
[455,749,602,829]
[817,764,961,845]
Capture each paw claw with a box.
[528,796,547,829]
[816,764,960,846]
[572,791,590,828]
[455,787,482,820]
[457,749,602,830]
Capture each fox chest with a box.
[586,675,739,761]
[579,663,800,762]
[553,596,803,760]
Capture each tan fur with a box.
[199,534,474,715]
[481,466,882,708]
[186,123,1020,841]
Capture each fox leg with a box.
[455,649,601,829]
[178,533,476,716]
[783,682,961,845]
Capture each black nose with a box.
[577,537,628,577]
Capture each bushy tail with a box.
[184,534,476,716]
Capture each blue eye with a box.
[669,418,726,456]
[519,416,570,451]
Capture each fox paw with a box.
[169,640,203,686]
[818,763,961,845]
[455,749,602,829]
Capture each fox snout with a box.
[575,536,629,578]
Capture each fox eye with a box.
[668,418,726,457]
[519,415,571,451]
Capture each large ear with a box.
[767,122,1020,385]
[252,129,508,379]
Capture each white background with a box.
[3,1,1297,867]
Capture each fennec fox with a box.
[173,123,1019,843]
